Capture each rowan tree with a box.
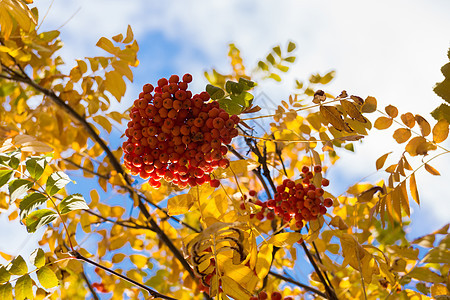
[0,1,449,299]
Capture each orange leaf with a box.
[409,173,419,205]
[361,96,377,113]
[340,99,366,123]
[320,105,352,132]
[432,119,449,143]
[392,128,411,143]
[424,163,440,176]
[374,116,393,130]
[376,152,392,170]
[401,112,415,128]
[385,105,398,118]
[415,114,431,136]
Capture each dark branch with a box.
[72,251,177,300]
[269,270,327,298]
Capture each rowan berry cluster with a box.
[122,74,240,188]
[249,291,293,300]
[264,165,333,230]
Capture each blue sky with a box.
[1,0,450,297]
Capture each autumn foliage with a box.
[1,1,450,300]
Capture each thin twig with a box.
[80,269,100,300]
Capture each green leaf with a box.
[37,266,59,289]
[8,179,33,202]
[287,41,296,52]
[7,255,27,275]
[266,53,276,65]
[205,84,225,100]
[0,283,12,300]
[238,77,256,90]
[15,274,33,300]
[25,209,58,233]
[19,192,48,219]
[431,103,450,123]
[25,156,50,180]
[225,81,244,95]
[258,61,269,71]
[218,99,243,115]
[434,78,450,103]
[0,170,13,188]
[285,56,296,63]
[0,266,11,284]
[46,171,71,196]
[0,150,20,169]
[59,194,89,215]
[29,248,45,268]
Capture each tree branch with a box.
[72,251,177,300]
[300,241,338,300]
[268,270,327,298]
[80,269,100,300]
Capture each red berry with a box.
[271,291,282,300]
[182,73,193,83]
[210,179,220,188]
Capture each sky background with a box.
[1,0,450,296]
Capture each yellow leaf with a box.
[376,152,392,170]
[431,283,449,296]
[424,163,440,176]
[123,25,134,44]
[112,33,123,43]
[130,254,148,269]
[221,275,252,300]
[108,173,127,187]
[399,181,410,217]
[93,115,112,133]
[432,119,449,143]
[415,114,431,136]
[213,159,259,179]
[112,60,133,81]
[76,59,87,74]
[255,244,273,279]
[385,105,398,118]
[339,233,365,270]
[374,116,393,130]
[401,112,415,128]
[223,263,255,288]
[408,267,444,283]
[405,136,427,156]
[392,128,411,144]
[410,173,419,205]
[167,194,194,216]
[330,216,348,230]
[361,96,377,113]
[105,71,126,101]
[89,189,99,206]
[96,37,118,55]
[268,232,302,247]
[320,105,353,132]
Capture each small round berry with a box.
[182,73,193,83]
[271,292,282,300]
[210,179,220,188]
[143,83,154,93]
